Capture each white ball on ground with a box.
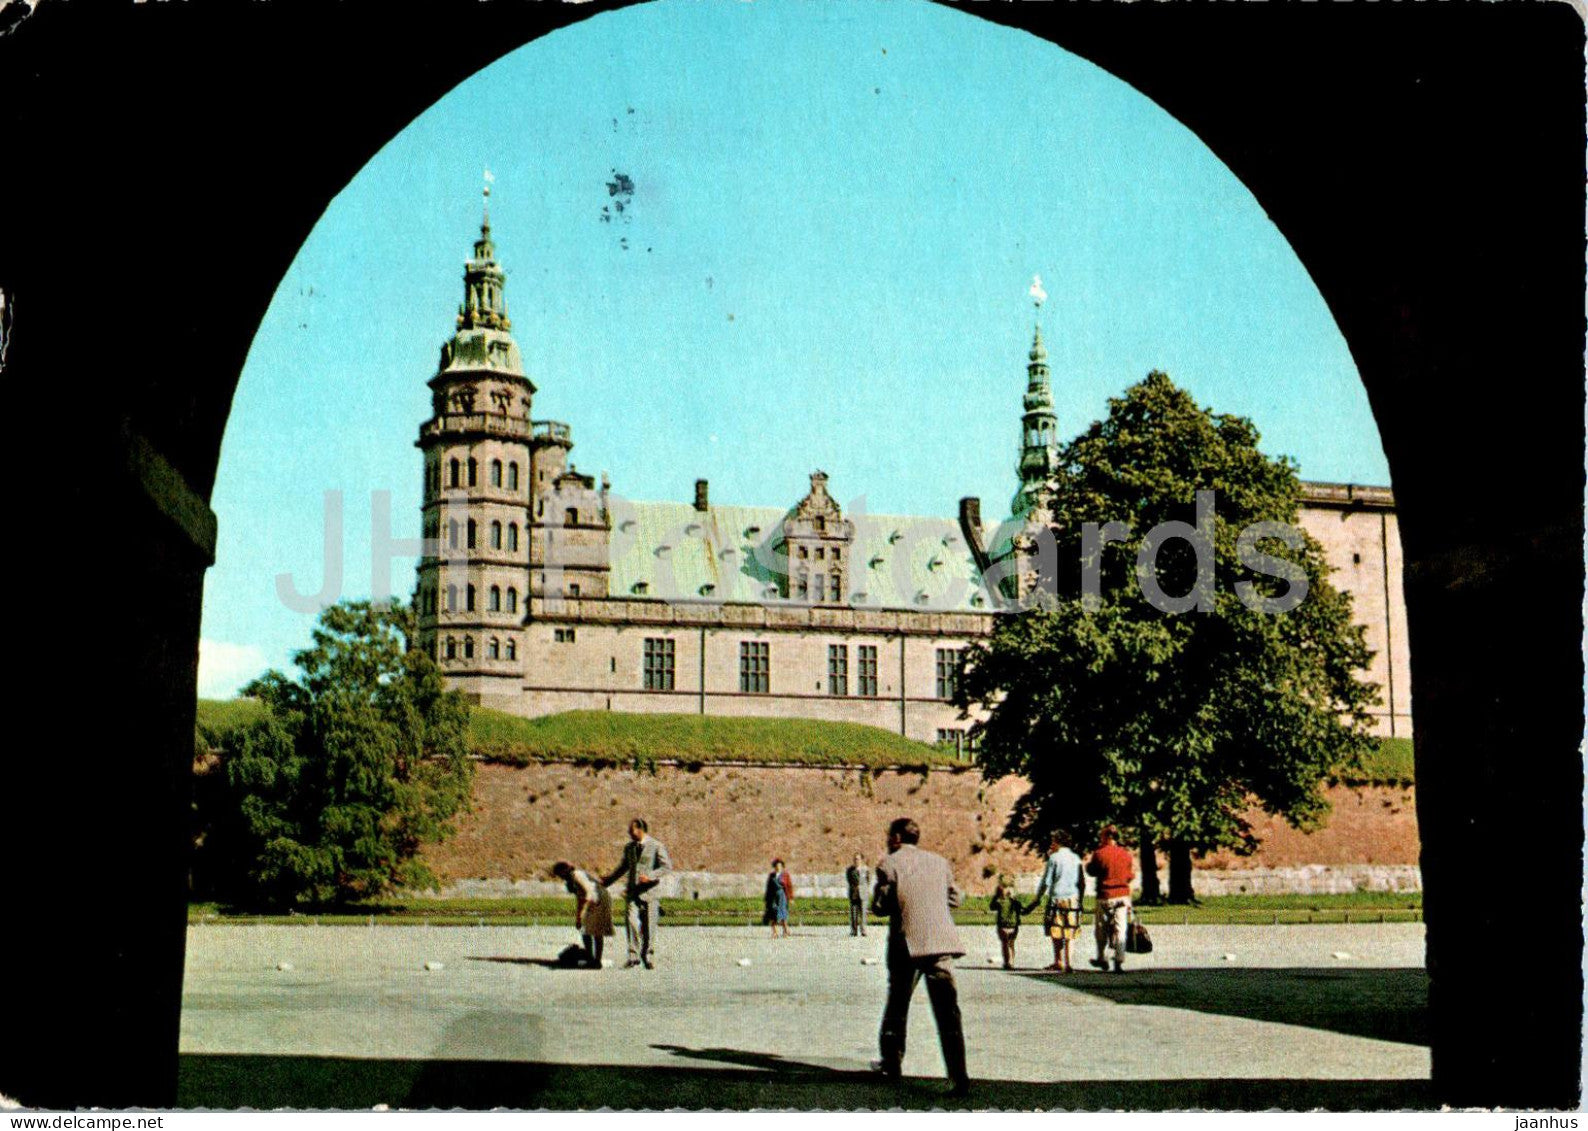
[860,957,878,966]
[985,956,997,965]
[275,962,294,972]
[424,961,445,972]
[1221,954,1237,962]
[1331,951,1353,960]
[601,958,615,968]
[736,958,752,967]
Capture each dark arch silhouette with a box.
[1,1,1580,1109]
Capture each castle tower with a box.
[1007,276,1060,601]
[1012,325,1059,517]
[415,189,534,696]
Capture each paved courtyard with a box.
[178,922,1430,1109]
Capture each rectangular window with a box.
[935,648,962,700]
[554,628,576,644]
[857,645,878,697]
[827,644,848,696]
[739,641,770,694]
[936,728,967,759]
[813,574,826,603]
[643,638,676,691]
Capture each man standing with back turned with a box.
[1086,824,1134,974]
[870,817,970,1098]
[603,817,671,969]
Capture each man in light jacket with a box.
[870,817,970,1097]
[602,817,672,969]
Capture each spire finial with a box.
[482,167,495,231]
[1029,273,1047,311]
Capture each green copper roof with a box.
[606,498,995,612]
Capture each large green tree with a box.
[193,600,473,907]
[960,371,1379,902]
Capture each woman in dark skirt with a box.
[763,858,791,938]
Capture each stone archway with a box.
[2,2,1580,1109]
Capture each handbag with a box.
[1125,911,1153,954]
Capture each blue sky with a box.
[199,0,1390,697]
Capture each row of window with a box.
[422,517,524,553]
[422,512,585,551]
[420,583,520,615]
[794,570,845,604]
[427,457,522,494]
[438,635,518,662]
[639,640,962,699]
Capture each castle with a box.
[414,215,1412,746]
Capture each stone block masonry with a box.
[417,762,1420,896]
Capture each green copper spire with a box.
[1013,276,1059,514]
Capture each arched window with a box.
[506,639,517,661]
[488,637,500,660]
[506,587,518,613]
[467,458,478,487]
[508,462,520,491]
[507,523,519,551]
[491,460,503,488]
[466,584,476,612]
[464,636,475,660]
[490,521,502,549]
[445,584,457,612]
[467,519,477,549]
[449,458,460,488]
[489,585,501,612]
[445,636,457,660]
[448,519,459,550]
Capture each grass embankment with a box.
[189,890,1422,928]
[469,708,960,769]
[197,699,1414,782]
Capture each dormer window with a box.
[632,582,649,595]
[699,584,716,597]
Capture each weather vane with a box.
[1029,273,1047,310]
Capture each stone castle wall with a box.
[417,761,1420,897]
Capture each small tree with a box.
[194,600,473,907]
[961,371,1380,902]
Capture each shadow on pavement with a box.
[996,966,1428,1047]
[177,1053,1432,1110]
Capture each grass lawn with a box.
[197,699,1414,782]
[189,890,1422,928]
